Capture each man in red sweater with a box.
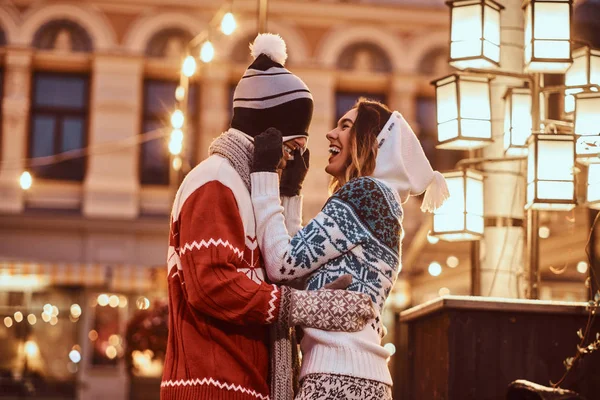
[160,34,375,400]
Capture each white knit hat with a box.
[372,111,450,212]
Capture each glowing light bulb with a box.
[438,287,451,297]
[171,110,185,129]
[14,312,23,323]
[97,294,109,307]
[427,231,439,245]
[24,340,39,357]
[69,349,81,363]
[446,256,459,268]
[172,157,182,171]
[175,86,185,102]
[169,129,184,156]
[182,55,197,77]
[20,171,32,190]
[221,12,237,36]
[428,262,442,277]
[577,261,588,274]
[70,304,82,318]
[108,295,119,308]
[539,226,550,239]
[200,41,215,63]
[136,297,150,310]
[4,317,13,328]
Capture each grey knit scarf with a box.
[208,128,298,400]
[208,129,253,190]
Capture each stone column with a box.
[480,0,527,298]
[297,69,336,219]
[83,55,143,219]
[197,63,230,163]
[0,49,32,213]
[389,76,418,127]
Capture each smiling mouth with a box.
[328,146,341,160]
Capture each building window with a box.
[29,72,89,181]
[335,91,388,125]
[32,19,93,53]
[337,42,392,73]
[145,28,192,59]
[141,80,198,185]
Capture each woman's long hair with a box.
[329,98,392,193]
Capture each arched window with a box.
[32,19,93,53]
[417,46,452,76]
[337,42,392,73]
[145,28,193,59]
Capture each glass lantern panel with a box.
[537,181,574,200]
[527,139,536,185]
[533,3,570,41]
[438,120,460,142]
[466,176,484,216]
[575,96,600,135]
[524,3,533,63]
[451,4,483,60]
[537,140,574,182]
[466,214,484,235]
[511,93,532,146]
[576,135,600,159]
[483,6,501,46]
[565,51,588,87]
[588,164,600,203]
[591,53,600,85]
[459,80,491,120]
[503,99,511,150]
[436,82,458,124]
[533,41,570,60]
[433,213,466,233]
[461,119,492,139]
[435,175,466,216]
[483,41,500,63]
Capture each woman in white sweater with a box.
[251,99,449,399]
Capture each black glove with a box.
[252,128,283,173]
[280,148,310,197]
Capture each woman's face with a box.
[325,108,357,180]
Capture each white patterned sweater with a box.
[251,173,403,386]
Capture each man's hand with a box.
[280,148,310,197]
[252,128,283,173]
[289,288,375,332]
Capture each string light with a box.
[136,297,150,310]
[200,41,215,63]
[428,262,442,277]
[169,129,184,156]
[108,295,120,308]
[70,304,82,318]
[69,349,81,363]
[446,256,459,268]
[172,157,183,171]
[539,226,551,239]
[4,317,13,328]
[175,86,185,102]
[20,171,32,190]
[171,110,185,129]
[576,261,588,274]
[438,287,451,296]
[118,296,128,308]
[221,12,237,35]
[182,55,197,77]
[14,312,23,323]
[97,294,109,307]
[27,314,37,325]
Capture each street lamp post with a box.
[431,0,600,299]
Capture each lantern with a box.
[574,92,600,136]
[523,0,573,73]
[433,73,493,150]
[503,87,532,156]
[432,169,484,241]
[565,47,600,113]
[576,134,600,165]
[586,164,600,209]
[448,0,504,70]
[526,133,576,210]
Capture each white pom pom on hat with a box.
[250,33,288,66]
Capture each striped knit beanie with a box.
[231,34,313,141]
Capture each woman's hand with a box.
[252,128,284,173]
[280,148,310,197]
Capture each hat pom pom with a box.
[250,33,288,66]
[421,171,450,213]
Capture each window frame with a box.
[139,78,200,186]
[27,71,91,182]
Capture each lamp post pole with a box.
[258,0,269,33]
[527,73,542,299]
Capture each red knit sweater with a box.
[161,156,282,400]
